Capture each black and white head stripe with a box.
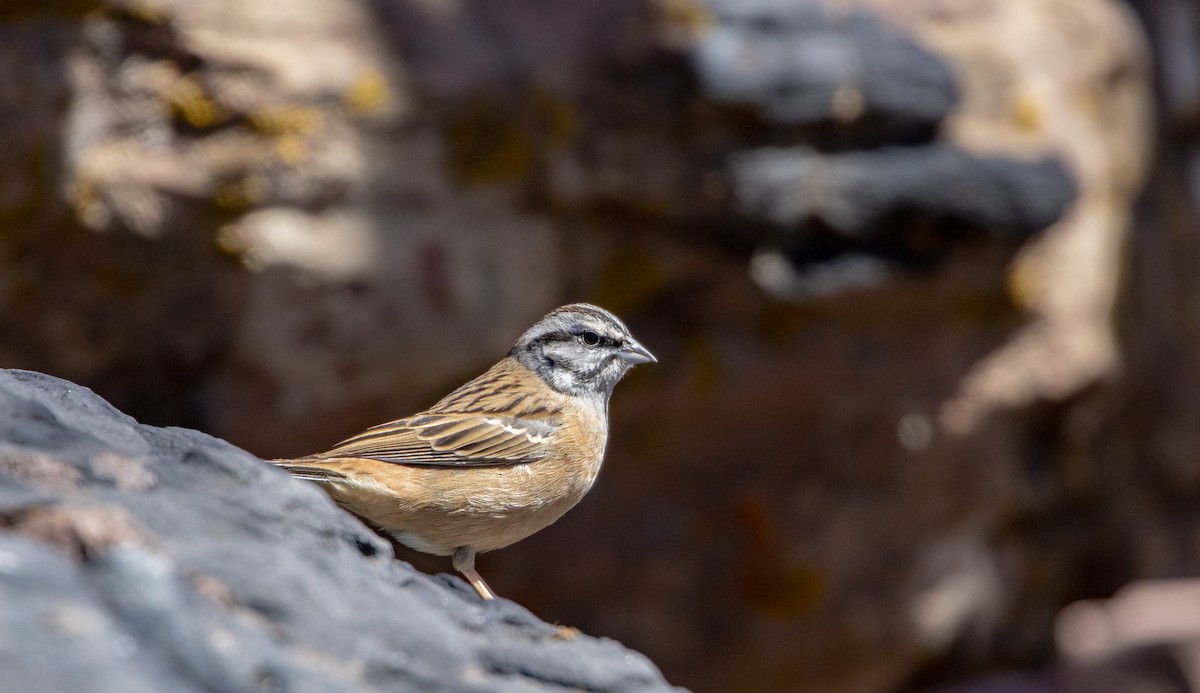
[510,303,654,400]
[511,304,632,351]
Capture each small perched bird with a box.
[272,303,655,600]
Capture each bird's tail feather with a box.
[270,458,348,482]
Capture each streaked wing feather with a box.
[319,359,565,468]
[323,412,560,468]
[270,419,545,477]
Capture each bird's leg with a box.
[452,546,496,600]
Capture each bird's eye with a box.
[580,330,601,346]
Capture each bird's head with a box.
[511,303,656,403]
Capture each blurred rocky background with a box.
[1,0,1198,691]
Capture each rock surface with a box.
[0,369,681,693]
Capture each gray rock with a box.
[729,143,1076,297]
[732,144,1076,243]
[0,369,683,693]
[693,2,958,141]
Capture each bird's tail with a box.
[269,457,349,482]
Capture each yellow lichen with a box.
[1007,255,1043,309]
[273,133,308,165]
[213,174,268,211]
[214,223,245,255]
[653,0,714,45]
[249,106,325,137]
[127,0,167,24]
[1011,88,1043,133]
[343,69,390,116]
[164,77,222,128]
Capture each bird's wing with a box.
[316,357,567,468]
[320,410,561,467]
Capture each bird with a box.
[271,303,656,600]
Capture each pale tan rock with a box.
[868,0,1154,432]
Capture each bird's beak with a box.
[618,339,657,365]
